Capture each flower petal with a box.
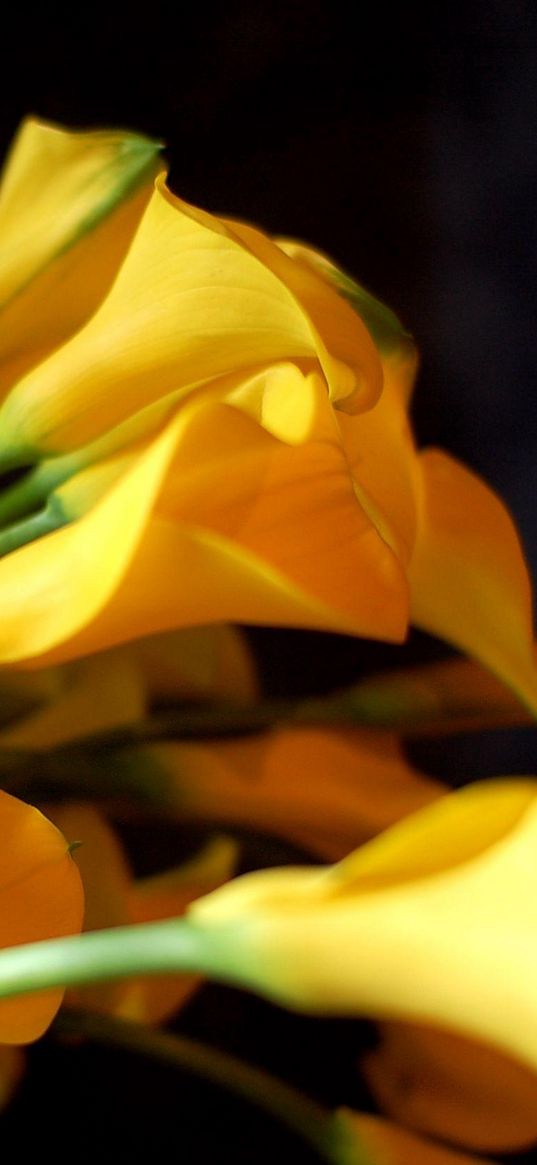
[0,116,159,311]
[0,184,153,397]
[333,1109,496,1165]
[0,178,345,460]
[364,1022,537,1153]
[408,449,537,715]
[225,219,383,412]
[188,780,537,1072]
[152,726,441,861]
[0,413,186,663]
[0,791,83,1043]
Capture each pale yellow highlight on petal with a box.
[225,364,335,445]
[189,780,537,1073]
[408,449,537,716]
[224,217,383,412]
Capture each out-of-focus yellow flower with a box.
[188,780,537,1076]
[49,803,237,1023]
[0,624,257,750]
[149,726,442,861]
[363,1021,537,1154]
[0,789,83,1043]
[0,117,534,715]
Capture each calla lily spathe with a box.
[0,118,535,717]
[0,789,83,1043]
[187,779,537,1076]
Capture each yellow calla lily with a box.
[0,118,534,715]
[187,779,537,1075]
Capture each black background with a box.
[1,3,537,1161]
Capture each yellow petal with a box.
[16,387,408,665]
[338,350,420,563]
[154,388,408,636]
[364,1022,537,1153]
[0,791,83,1043]
[133,626,259,705]
[408,450,537,715]
[225,218,383,412]
[0,652,146,749]
[0,116,160,310]
[333,1109,497,1165]
[275,237,415,401]
[0,413,182,663]
[188,780,537,1073]
[0,178,342,459]
[0,183,153,397]
[152,726,441,860]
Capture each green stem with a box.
[0,918,211,1000]
[56,1009,341,1162]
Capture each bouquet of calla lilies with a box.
[0,115,536,1163]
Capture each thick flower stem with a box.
[55,1009,355,1163]
[0,918,212,999]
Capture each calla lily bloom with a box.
[188,779,537,1077]
[0,624,256,750]
[150,726,442,861]
[0,789,83,1043]
[0,119,534,718]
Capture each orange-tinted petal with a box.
[364,1021,537,1153]
[334,1109,497,1165]
[0,792,83,1043]
[152,727,442,860]
[409,449,537,715]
